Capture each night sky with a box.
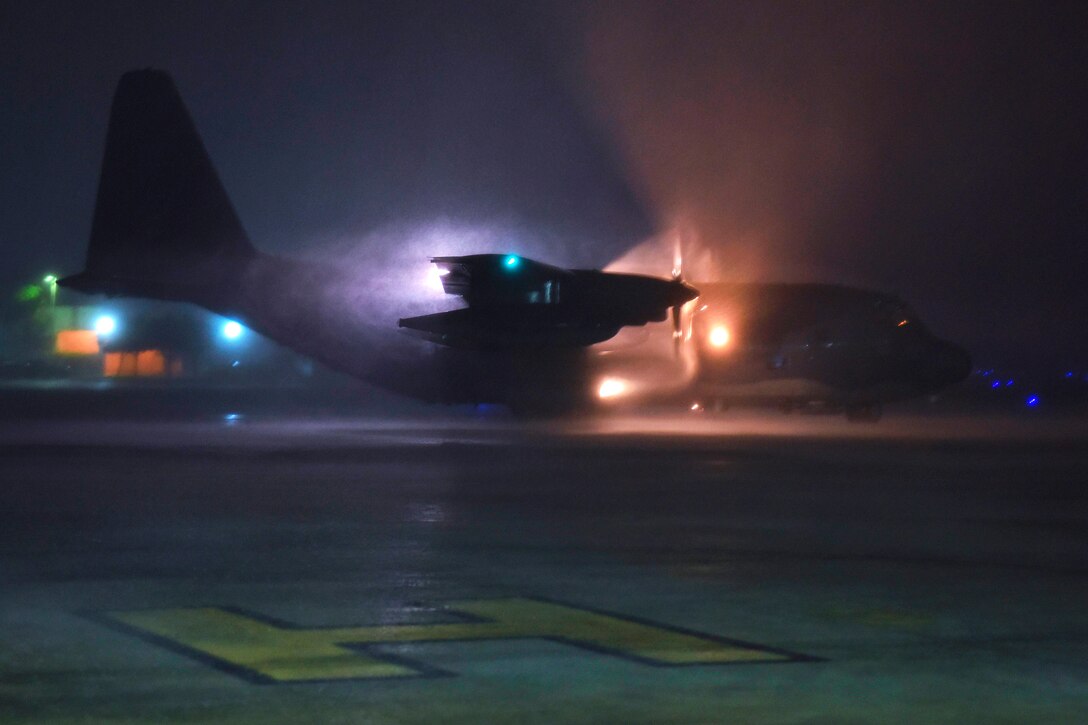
[2,1,1086,368]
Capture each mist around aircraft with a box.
[61,70,970,420]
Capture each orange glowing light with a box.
[708,325,731,348]
[597,378,627,399]
[897,319,909,327]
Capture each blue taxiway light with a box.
[1026,395,1039,407]
[1005,379,1014,387]
[991,381,1001,389]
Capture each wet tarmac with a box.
[1,386,1086,723]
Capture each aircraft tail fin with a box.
[61,69,254,299]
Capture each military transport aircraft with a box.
[61,70,970,419]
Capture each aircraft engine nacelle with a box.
[398,254,697,351]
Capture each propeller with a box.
[670,235,685,354]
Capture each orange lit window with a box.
[136,350,165,376]
[55,330,100,355]
[104,350,167,377]
[104,352,121,376]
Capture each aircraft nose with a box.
[930,340,972,386]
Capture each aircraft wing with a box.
[399,254,697,350]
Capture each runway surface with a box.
[1,386,1086,723]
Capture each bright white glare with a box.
[94,315,117,336]
[426,265,448,293]
[597,378,627,399]
[221,320,244,340]
[709,325,731,348]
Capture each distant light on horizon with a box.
[221,320,244,340]
[94,314,117,336]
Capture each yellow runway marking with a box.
[105,597,801,682]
